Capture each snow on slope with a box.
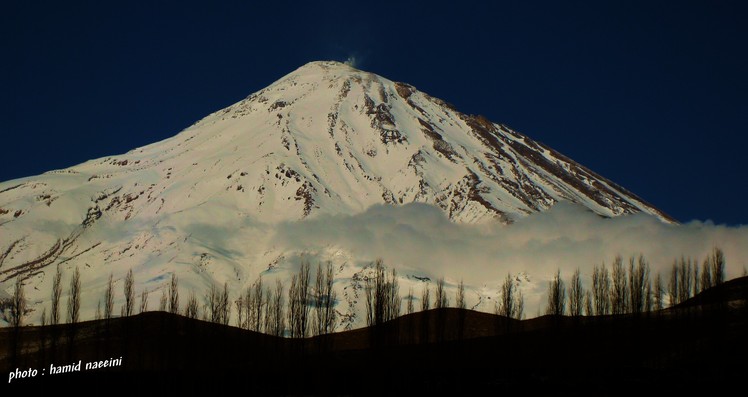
[0,61,672,329]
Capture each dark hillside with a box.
[2,277,746,395]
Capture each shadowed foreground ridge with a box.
[2,277,746,395]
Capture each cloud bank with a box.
[272,202,748,309]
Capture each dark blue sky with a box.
[2,1,746,225]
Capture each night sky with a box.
[2,1,746,225]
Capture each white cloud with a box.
[272,202,748,311]
[343,55,357,68]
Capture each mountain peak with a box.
[287,60,361,77]
[0,61,674,330]
[2,60,672,225]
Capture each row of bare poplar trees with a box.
[154,260,337,338]
[364,259,525,325]
[3,247,733,333]
[545,247,727,316]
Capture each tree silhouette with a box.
[51,264,62,325]
[677,257,694,304]
[168,273,179,314]
[584,290,593,316]
[263,287,272,334]
[104,273,114,320]
[611,256,628,315]
[709,247,725,286]
[434,277,448,309]
[123,269,134,317]
[653,273,664,311]
[235,294,245,328]
[310,261,336,335]
[546,269,565,316]
[499,273,517,318]
[67,266,81,324]
[159,289,167,312]
[406,287,415,314]
[421,284,431,311]
[365,260,400,326]
[220,282,230,325]
[592,262,611,315]
[701,260,713,292]
[668,261,679,307]
[247,277,265,332]
[140,289,149,313]
[568,268,584,317]
[456,279,466,310]
[9,277,26,328]
[288,260,311,338]
[268,280,285,337]
[185,290,199,319]
[628,255,650,315]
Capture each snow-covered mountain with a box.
[0,61,672,329]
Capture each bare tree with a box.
[286,260,312,337]
[434,277,448,309]
[677,257,694,304]
[568,268,584,317]
[668,261,678,307]
[516,290,524,320]
[709,247,725,286]
[611,256,628,315]
[220,282,230,325]
[653,273,663,311]
[41,306,47,327]
[140,289,149,313]
[545,269,566,316]
[159,289,167,312]
[243,286,252,329]
[263,287,272,333]
[421,284,431,311]
[313,261,336,335]
[268,280,285,337]
[692,263,700,294]
[628,255,650,315]
[51,264,62,325]
[592,262,611,315]
[205,281,229,324]
[287,275,299,336]
[406,287,415,314]
[456,279,466,310]
[123,269,134,317]
[254,277,264,331]
[168,273,179,314]
[235,295,245,328]
[9,277,26,328]
[247,277,265,332]
[499,273,515,318]
[364,260,400,326]
[387,268,400,321]
[313,263,325,336]
[206,283,219,323]
[104,273,114,320]
[701,259,713,291]
[584,290,593,316]
[499,277,525,321]
[364,260,380,326]
[67,266,81,324]
[185,291,199,319]
[645,279,653,313]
